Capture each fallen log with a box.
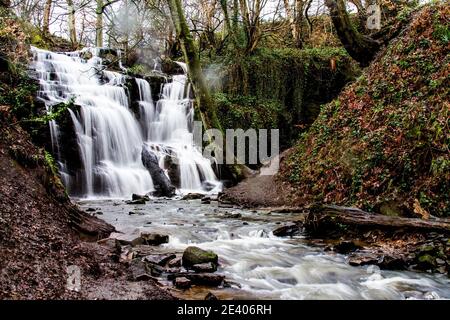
[305,204,450,236]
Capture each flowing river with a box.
[30,46,450,300]
[78,198,450,300]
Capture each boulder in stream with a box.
[182,193,204,200]
[140,231,169,245]
[182,246,218,269]
[141,146,176,197]
[132,194,150,201]
[272,223,301,237]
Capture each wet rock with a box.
[169,273,225,287]
[202,181,217,192]
[142,145,176,197]
[168,257,182,268]
[223,280,242,289]
[205,292,218,300]
[192,262,217,273]
[416,254,437,270]
[182,246,218,269]
[132,194,150,201]
[222,212,242,219]
[188,274,224,286]
[163,155,180,188]
[143,254,176,266]
[182,193,204,200]
[348,253,379,266]
[110,232,145,246]
[174,277,191,289]
[201,197,211,204]
[130,259,152,281]
[140,231,169,245]
[272,223,301,237]
[333,241,363,254]
[377,255,407,270]
[86,207,96,212]
[126,199,146,205]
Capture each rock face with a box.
[141,145,176,197]
[163,155,180,188]
[182,246,218,269]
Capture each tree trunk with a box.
[167,0,252,180]
[167,0,222,132]
[283,0,298,44]
[96,0,104,47]
[294,0,304,48]
[67,0,77,46]
[325,0,380,66]
[305,205,450,236]
[43,0,53,36]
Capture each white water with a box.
[79,199,450,300]
[30,47,220,198]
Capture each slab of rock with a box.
[143,253,176,266]
[141,231,169,245]
[272,223,301,237]
[192,262,217,273]
[182,246,218,268]
[174,277,191,289]
[97,237,121,251]
[109,232,144,246]
[130,259,151,281]
[333,241,363,254]
[348,253,379,266]
[187,274,225,286]
[132,193,150,201]
[142,146,176,197]
[168,257,182,268]
[126,199,146,205]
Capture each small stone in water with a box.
[174,277,191,289]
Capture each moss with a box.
[210,47,358,147]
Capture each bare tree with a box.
[43,0,53,35]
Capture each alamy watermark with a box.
[175,121,281,175]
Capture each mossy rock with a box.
[182,246,218,268]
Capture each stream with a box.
[79,198,450,300]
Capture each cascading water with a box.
[140,69,219,192]
[30,46,220,198]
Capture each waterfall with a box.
[30,46,220,198]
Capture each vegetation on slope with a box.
[283,3,449,217]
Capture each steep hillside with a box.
[281,4,449,217]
